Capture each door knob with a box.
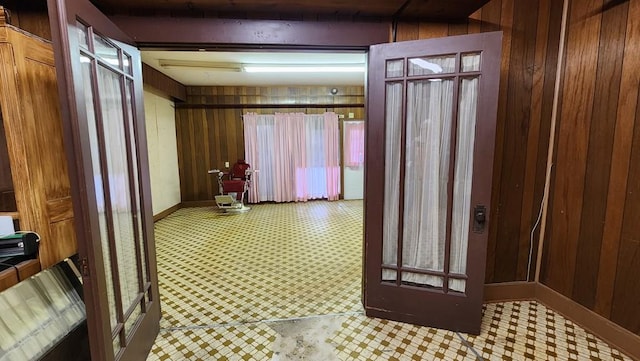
[473,205,487,233]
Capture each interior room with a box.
[0,0,638,360]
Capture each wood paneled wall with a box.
[399,0,640,337]
[396,0,564,285]
[176,85,364,202]
[2,1,51,40]
[540,0,640,336]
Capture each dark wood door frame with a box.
[109,16,389,50]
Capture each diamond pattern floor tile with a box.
[147,200,633,361]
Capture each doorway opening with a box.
[140,48,368,349]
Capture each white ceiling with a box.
[141,50,366,87]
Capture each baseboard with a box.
[483,281,536,302]
[153,203,181,222]
[181,200,217,208]
[535,283,640,361]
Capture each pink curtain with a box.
[343,121,365,168]
[243,113,260,202]
[243,112,340,203]
[323,112,340,201]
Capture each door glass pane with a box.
[386,59,404,78]
[80,57,118,331]
[401,273,443,289]
[77,22,89,49]
[124,305,142,338]
[402,79,454,286]
[408,55,456,76]
[449,77,479,293]
[449,279,466,293]
[123,54,132,75]
[382,82,403,282]
[93,33,121,69]
[96,65,141,321]
[461,53,481,72]
[125,79,148,285]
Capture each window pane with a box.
[80,58,118,333]
[96,65,141,324]
[449,77,479,283]
[402,79,454,283]
[386,59,404,78]
[401,273,443,289]
[382,82,403,279]
[462,53,481,72]
[382,269,397,283]
[449,278,466,293]
[123,53,132,75]
[93,33,121,69]
[124,304,142,338]
[408,55,456,76]
[77,22,89,49]
[125,79,148,285]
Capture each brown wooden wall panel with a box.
[176,85,364,202]
[142,63,186,102]
[492,0,539,283]
[543,0,603,297]
[610,88,640,334]
[538,0,640,338]
[572,0,628,310]
[595,0,640,319]
[2,1,51,40]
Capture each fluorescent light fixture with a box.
[243,65,365,73]
[159,59,242,72]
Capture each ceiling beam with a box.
[109,16,390,50]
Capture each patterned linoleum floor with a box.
[147,201,632,361]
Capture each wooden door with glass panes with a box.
[47,0,160,359]
[364,31,502,334]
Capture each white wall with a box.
[343,120,364,200]
[143,86,181,215]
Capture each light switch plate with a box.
[225,161,230,168]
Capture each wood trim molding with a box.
[142,63,186,102]
[535,283,640,361]
[175,103,365,110]
[109,16,389,50]
[181,200,217,208]
[153,203,181,222]
[483,281,536,302]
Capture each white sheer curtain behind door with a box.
[382,76,479,293]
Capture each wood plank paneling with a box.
[572,0,628,309]
[142,63,186,102]
[610,88,640,333]
[176,85,364,202]
[543,0,603,296]
[517,0,552,280]
[1,1,51,40]
[595,0,640,319]
[538,0,640,338]
[493,0,539,282]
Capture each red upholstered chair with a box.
[221,160,251,200]
[212,160,252,213]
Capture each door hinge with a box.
[80,257,90,277]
